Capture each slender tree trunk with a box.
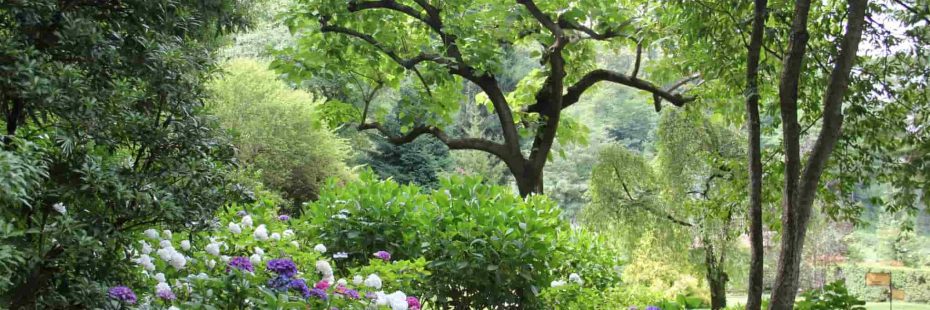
[745,0,768,309]
[704,241,729,310]
[768,0,867,309]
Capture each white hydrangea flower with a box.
[196,272,209,279]
[52,202,66,215]
[254,247,264,255]
[221,255,231,262]
[365,274,382,290]
[283,229,294,238]
[353,275,364,286]
[290,241,300,248]
[337,278,348,286]
[154,273,166,283]
[550,280,567,288]
[163,229,172,239]
[313,244,327,253]
[323,275,335,284]
[249,253,262,265]
[206,259,216,269]
[169,252,187,270]
[144,229,160,240]
[180,240,191,251]
[156,248,173,262]
[253,225,268,241]
[140,241,153,255]
[387,291,409,310]
[333,252,348,259]
[228,222,242,234]
[156,282,172,294]
[270,233,281,241]
[240,215,253,228]
[205,242,221,256]
[168,306,180,310]
[315,260,333,276]
[159,239,173,249]
[569,273,583,285]
[135,255,156,271]
[375,291,388,306]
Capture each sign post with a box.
[866,272,893,310]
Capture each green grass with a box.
[864,302,930,310]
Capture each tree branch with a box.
[557,17,632,41]
[357,122,509,158]
[347,0,430,25]
[553,69,698,112]
[517,0,563,38]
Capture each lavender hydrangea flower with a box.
[365,292,377,299]
[373,250,391,262]
[227,256,254,272]
[308,288,328,300]
[108,286,137,304]
[266,258,298,277]
[157,289,176,301]
[645,306,660,310]
[628,307,638,310]
[288,278,311,298]
[236,210,248,217]
[344,289,361,300]
[277,214,290,221]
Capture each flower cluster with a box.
[373,250,391,262]
[108,286,137,304]
[227,256,254,273]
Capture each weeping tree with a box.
[586,107,747,309]
[274,0,699,196]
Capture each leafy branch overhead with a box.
[277,0,699,195]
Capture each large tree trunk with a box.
[703,237,729,310]
[744,0,768,309]
[767,0,867,309]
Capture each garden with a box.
[1,0,928,309]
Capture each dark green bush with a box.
[843,264,930,302]
[300,171,595,309]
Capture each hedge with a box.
[843,264,930,303]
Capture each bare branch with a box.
[517,0,563,37]
[348,1,430,25]
[632,41,643,78]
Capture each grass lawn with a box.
[723,294,930,310]
[865,302,930,310]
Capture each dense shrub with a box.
[208,58,350,206]
[301,171,609,309]
[115,189,429,309]
[843,264,930,302]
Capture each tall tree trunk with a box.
[768,0,867,309]
[704,239,729,310]
[744,0,768,309]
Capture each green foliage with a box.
[301,171,603,308]
[208,58,350,205]
[797,281,867,310]
[844,264,930,303]
[0,1,248,307]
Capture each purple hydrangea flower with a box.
[157,289,176,301]
[365,292,377,299]
[268,275,291,291]
[343,289,360,300]
[628,307,638,310]
[308,288,328,300]
[266,258,298,277]
[288,278,311,298]
[107,286,137,304]
[645,306,660,310]
[278,214,290,221]
[227,256,254,273]
[373,250,391,262]
[236,210,248,217]
[408,296,422,310]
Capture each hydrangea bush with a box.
[109,195,428,309]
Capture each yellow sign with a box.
[866,272,891,286]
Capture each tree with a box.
[208,58,350,206]
[0,1,248,307]
[274,0,698,196]
[586,107,747,309]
